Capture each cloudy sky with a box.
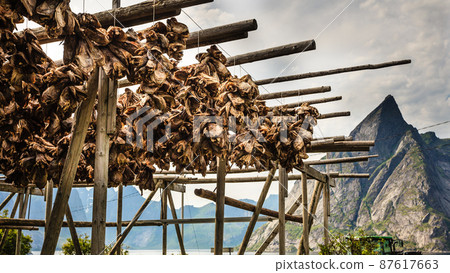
[18,0,449,206]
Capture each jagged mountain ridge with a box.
[248,95,450,252]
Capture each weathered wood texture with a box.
[0,193,15,211]
[278,96,342,109]
[41,68,99,255]
[65,206,82,255]
[92,69,110,255]
[298,180,323,255]
[255,193,303,255]
[300,171,309,255]
[258,86,331,100]
[226,40,315,66]
[214,157,227,255]
[45,180,53,230]
[32,0,213,44]
[195,189,303,223]
[167,189,187,255]
[255,60,412,85]
[116,184,123,255]
[238,167,276,254]
[278,166,287,255]
[161,183,168,255]
[0,216,273,228]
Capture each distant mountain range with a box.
[248,95,450,252]
[0,186,279,251]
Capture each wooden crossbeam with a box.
[274,96,342,109]
[0,217,274,228]
[32,0,213,44]
[258,86,331,100]
[226,40,316,66]
[255,59,412,85]
[194,188,303,223]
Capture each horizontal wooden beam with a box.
[194,189,303,223]
[0,217,273,227]
[32,0,213,44]
[255,59,412,85]
[225,40,315,66]
[187,19,258,49]
[258,86,331,100]
[317,111,351,119]
[330,173,371,178]
[0,183,43,196]
[0,226,39,231]
[273,96,342,109]
[305,154,378,165]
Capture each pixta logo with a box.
[126,106,171,152]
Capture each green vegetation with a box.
[318,229,377,255]
[62,234,129,255]
[0,210,33,255]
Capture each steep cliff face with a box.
[248,95,450,252]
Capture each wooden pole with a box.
[297,181,323,254]
[317,111,351,120]
[255,193,302,255]
[65,206,82,255]
[0,216,273,228]
[255,59,412,85]
[195,189,302,223]
[226,40,315,66]
[109,180,163,254]
[0,192,15,211]
[300,171,309,255]
[305,155,378,166]
[324,155,331,246]
[275,96,342,109]
[41,68,99,255]
[91,69,110,255]
[0,195,20,251]
[187,19,258,49]
[167,189,187,255]
[238,167,276,255]
[116,184,123,255]
[214,156,227,255]
[278,166,287,255]
[181,187,184,240]
[32,0,213,44]
[258,86,331,100]
[45,180,53,230]
[161,183,168,255]
[16,190,29,255]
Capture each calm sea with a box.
[31,249,287,255]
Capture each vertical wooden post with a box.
[324,152,330,246]
[238,167,277,255]
[301,170,309,255]
[181,188,184,240]
[65,206,82,255]
[92,69,110,255]
[298,180,323,254]
[116,184,123,255]
[255,193,303,255]
[41,68,99,255]
[45,180,53,230]
[167,189,187,255]
[278,165,287,255]
[0,192,15,211]
[109,180,163,254]
[0,195,21,251]
[16,189,29,255]
[323,178,330,246]
[214,156,226,255]
[161,182,168,255]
